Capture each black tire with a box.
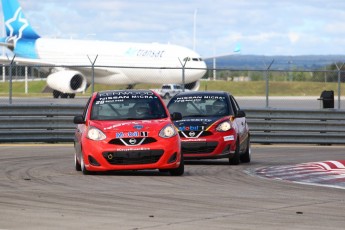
[75,153,81,171]
[240,136,251,163]
[80,154,92,175]
[61,93,69,98]
[68,93,76,98]
[163,93,170,99]
[169,155,184,176]
[229,139,240,165]
[53,90,61,98]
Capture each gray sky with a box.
[4,0,345,57]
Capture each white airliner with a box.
[0,0,206,98]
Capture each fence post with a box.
[335,62,344,109]
[264,59,274,108]
[25,66,28,94]
[178,57,188,92]
[87,54,98,94]
[8,55,16,105]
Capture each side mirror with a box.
[170,112,182,121]
[73,115,85,124]
[236,110,246,118]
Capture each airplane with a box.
[0,0,207,98]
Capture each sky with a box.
[2,0,345,57]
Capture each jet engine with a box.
[47,70,87,98]
[184,80,200,91]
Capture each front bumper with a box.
[181,131,237,159]
[81,136,181,172]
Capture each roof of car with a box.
[96,89,152,95]
[94,89,157,98]
[174,90,230,97]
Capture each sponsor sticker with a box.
[116,131,148,138]
[178,126,205,131]
[116,147,151,151]
[223,135,235,141]
[181,139,206,142]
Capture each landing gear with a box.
[53,90,75,99]
[126,84,135,89]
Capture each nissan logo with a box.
[129,138,137,145]
[189,131,196,137]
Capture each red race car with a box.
[167,91,251,165]
[73,89,184,175]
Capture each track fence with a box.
[0,104,344,144]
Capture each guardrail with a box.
[0,104,344,144]
[245,108,345,144]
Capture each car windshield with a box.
[90,91,167,120]
[168,94,230,117]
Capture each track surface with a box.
[0,144,344,229]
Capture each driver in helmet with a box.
[134,102,150,118]
[212,99,226,115]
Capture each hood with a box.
[174,116,230,131]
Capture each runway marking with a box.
[254,160,345,190]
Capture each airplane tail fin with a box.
[1,0,40,42]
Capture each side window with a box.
[229,95,240,114]
[82,97,92,120]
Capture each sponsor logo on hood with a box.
[175,117,224,130]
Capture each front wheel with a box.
[169,155,184,176]
[240,136,251,163]
[75,153,81,171]
[229,139,240,165]
[80,154,92,175]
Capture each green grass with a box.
[0,80,343,97]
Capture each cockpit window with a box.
[91,91,167,120]
[183,57,203,62]
[168,94,233,117]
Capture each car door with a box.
[74,97,91,155]
[229,94,248,151]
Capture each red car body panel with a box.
[74,90,182,173]
[167,91,250,162]
[179,116,247,159]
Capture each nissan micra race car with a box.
[167,91,250,165]
[73,90,184,175]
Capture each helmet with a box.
[212,100,226,113]
[134,102,150,117]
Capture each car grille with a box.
[182,141,218,154]
[179,131,212,138]
[108,137,157,146]
[102,150,164,165]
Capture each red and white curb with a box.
[253,160,345,190]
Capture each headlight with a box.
[87,126,106,141]
[159,124,177,138]
[216,121,231,132]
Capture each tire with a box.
[169,155,184,176]
[53,90,61,98]
[163,93,170,99]
[80,154,92,175]
[229,139,240,165]
[61,93,69,98]
[240,136,251,163]
[75,152,81,171]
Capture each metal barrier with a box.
[0,104,344,144]
[245,108,345,144]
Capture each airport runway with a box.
[0,144,344,229]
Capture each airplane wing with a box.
[0,55,119,77]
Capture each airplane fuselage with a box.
[25,38,206,85]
